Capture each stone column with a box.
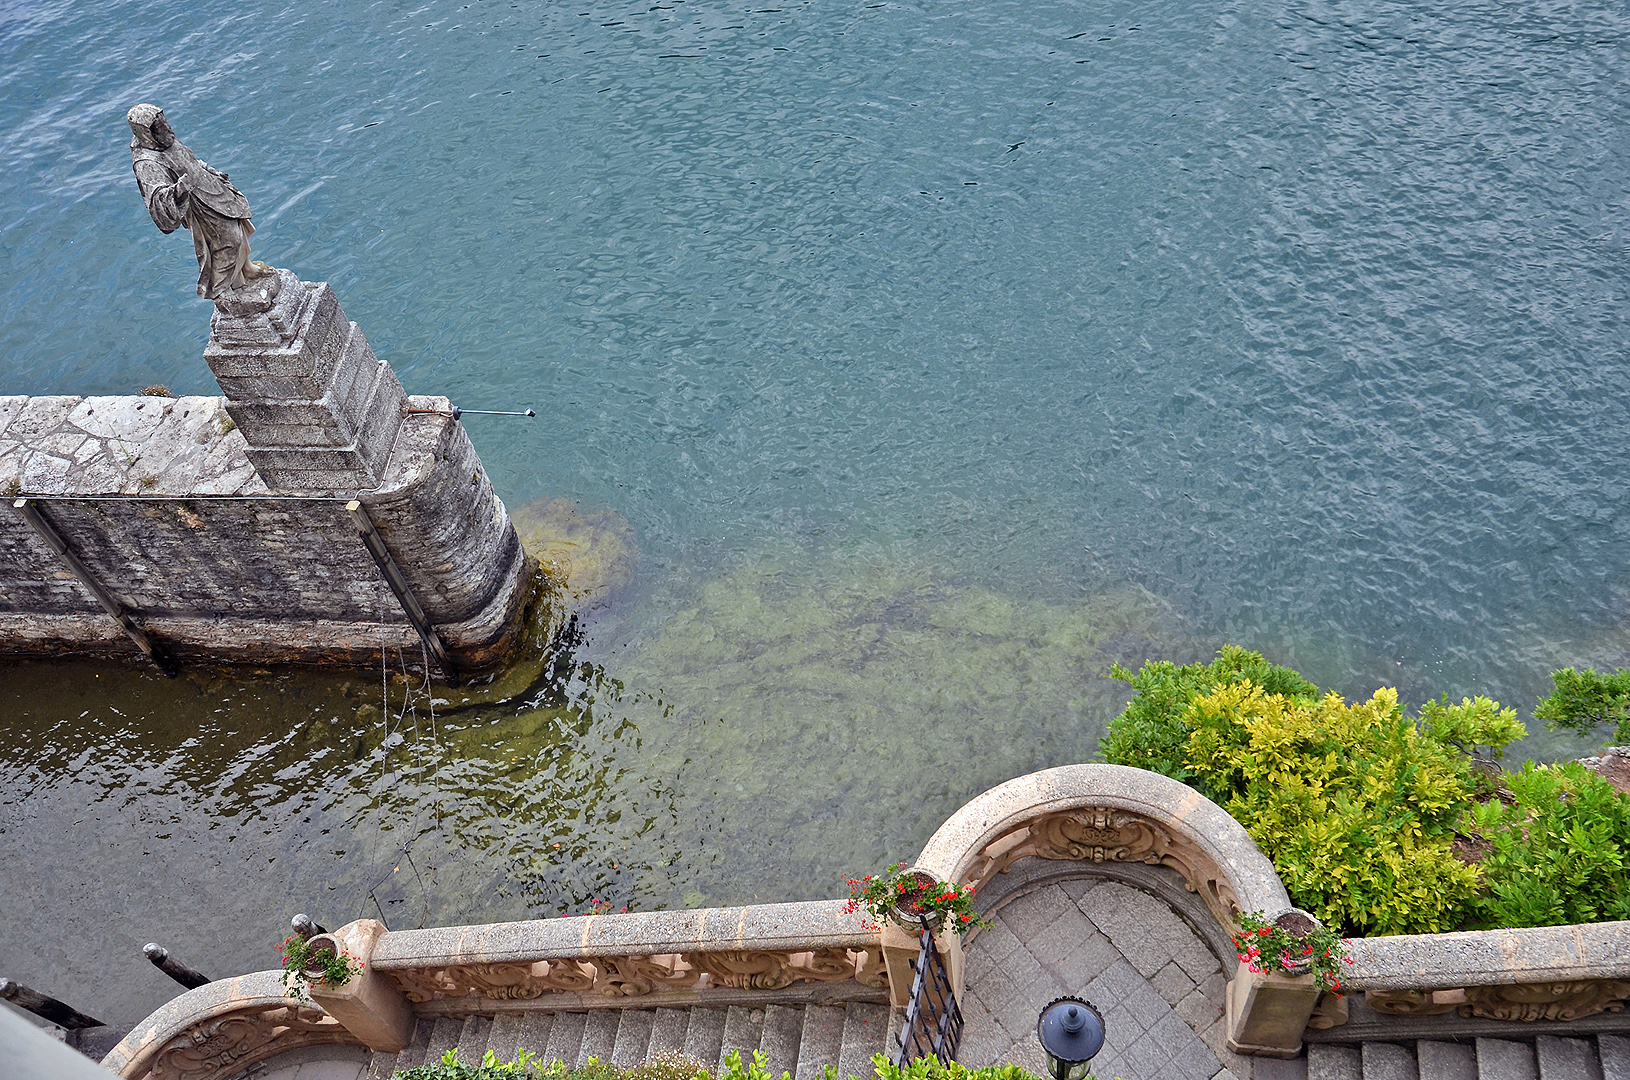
[202,269,531,672]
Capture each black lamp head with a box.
[1036,996,1106,1080]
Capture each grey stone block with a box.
[649,1009,691,1057]
[423,1017,464,1068]
[455,1017,492,1064]
[1177,984,1226,1032]
[1536,1036,1603,1080]
[1046,929,1122,993]
[969,919,1026,968]
[684,1009,728,1071]
[1414,1041,1475,1080]
[1254,1058,1309,1080]
[1309,1044,1362,1080]
[544,1012,587,1068]
[1599,1036,1630,1080]
[1477,1039,1538,1080]
[1168,1026,1226,1080]
[997,886,1074,941]
[719,1006,767,1075]
[579,1009,621,1066]
[795,1005,847,1080]
[1151,961,1198,1006]
[836,1003,888,1080]
[487,1014,530,1062]
[612,1010,656,1067]
[1361,1042,1418,1080]
[760,1005,804,1079]
[394,1019,437,1071]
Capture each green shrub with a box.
[1534,667,1630,746]
[1100,646,1318,799]
[1468,762,1630,928]
[394,1049,1099,1080]
[1183,681,1491,935]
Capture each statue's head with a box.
[127,104,175,150]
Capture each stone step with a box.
[1364,1042,1419,1080]
[1601,1036,1630,1080]
[1479,1039,1539,1080]
[794,1005,848,1080]
[1536,1037,1604,1080]
[720,1005,769,1075]
[684,1007,729,1069]
[650,1007,692,1058]
[545,1011,589,1068]
[580,1009,622,1066]
[1417,1041,1477,1080]
[760,1004,805,1079]
[515,1013,556,1064]
[456,1016,493,1064]
[484,1014,522,1063]
[612,1009,658,1068]
[836,1003,889,1080]
[1309,1043,1363,1080]
[421,1016,464,1068]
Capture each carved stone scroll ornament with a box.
[390,959,595,1003]
[962,807,1242,924]
[593,954,700,997]
[682,948,866,991]
[146,1004,350,1080]
[1367,981,1630,1022]
[1460,980,1630,1022]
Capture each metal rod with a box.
[11,498,178,678]
[291,914,328,940]
[142,945,210,990]
[0,978,104,1030]
[345,500,460,685]
[451,407,534,419]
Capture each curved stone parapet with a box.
[913,762,1290,930]
[102,971,356,1080]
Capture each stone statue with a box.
[127,103,273,300]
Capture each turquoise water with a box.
[2,0,1629,1031]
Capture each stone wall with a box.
[0,273,531,675]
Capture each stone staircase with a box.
[1301,1035,1630,1080]
[363,1004,894,1080]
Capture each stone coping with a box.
[101,970,352,1075]
[1344,920,1630,992]
[369,899,874,969]
[914,763,1290,921]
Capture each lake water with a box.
[2,0,1628,1032]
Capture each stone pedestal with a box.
[305,920,415,1052]
[880,920,965,1009]
[1225,960,1321,1057]
[204,269,406,491]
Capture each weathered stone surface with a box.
[1345,922,1630,993]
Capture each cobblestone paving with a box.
[959,878,1255,1080]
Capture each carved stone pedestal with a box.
[1226,960,1321,1057]
[880,921,964,1010]
[306,920,415,1053]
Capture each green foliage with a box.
[1535,667,1630,746]
[395,1049,1100,1080]
[1101,646,1319,798]
[1467,762,1630,928]
[1184,682,1487,935]
[278,934,362,1002]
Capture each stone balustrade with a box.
[103,765,1630,1078]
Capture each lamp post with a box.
[1037,996,1105,1080]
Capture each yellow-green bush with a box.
[1183,682,1490,935]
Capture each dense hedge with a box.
[393,1050,1094,1080]
[1099,649,1630,936]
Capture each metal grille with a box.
[893,917,965,1066]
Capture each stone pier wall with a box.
[0,272,531,674]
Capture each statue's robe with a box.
[131,139,257,299]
